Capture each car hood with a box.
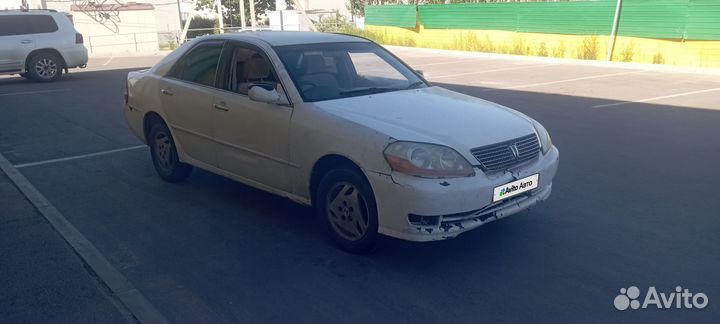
[312,86,536,161]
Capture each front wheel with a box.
[148,122,192,182]
[317,168,380,254]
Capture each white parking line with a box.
[102,56,114,66]
[0,152,167,323]
[412,59,482,67]
[14,145,146,169]
[430,63,555,79]
[0,89,71,97]
[592,87,720,108]
[492,70,646,91]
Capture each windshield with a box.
[273,42,426,102]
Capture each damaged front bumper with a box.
[366,146,559,242]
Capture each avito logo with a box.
[614,286,709,310]
[499,179,533,198]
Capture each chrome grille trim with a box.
[470,134,540,171]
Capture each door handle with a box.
[20,39,32,44]
[160,88,174,96]
[213,103,229,111]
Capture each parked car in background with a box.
[123,32,559,253]
[0,9,88,82]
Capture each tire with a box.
[148,121,192,182]
[26,52,63,82]
[316,167,380,254]
[19,73,30,79]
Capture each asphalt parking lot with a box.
[1,48,719,323]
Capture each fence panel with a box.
[367,0,720,41]
[418,3,518,31]
[685,0,720,40]
[517,1,616,35]
[365,5,416,28]
[617,0,689,39]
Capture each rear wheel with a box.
[26,52,63,82]
[148,122,192,182]
[317,168,380,254]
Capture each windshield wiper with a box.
[339,87,399,96]
[404,81,425,90]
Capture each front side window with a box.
[170,42,223,87]
[274,42,425,102]
[0,15,58,36]
[0,15,31,36]
[227,47,279,95]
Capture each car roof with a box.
[204,31,370,47]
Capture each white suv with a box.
[0,10,88,82]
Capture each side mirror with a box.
[248,85,282,105]
[415,70,425,77]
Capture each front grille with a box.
[470,134,540,171]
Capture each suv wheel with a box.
[317,167,380,254]
[27,52,63,82]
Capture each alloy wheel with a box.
[326,182,371,241]
[34,58,57,80]
[154,131,173,172]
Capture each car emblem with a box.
[509,144,520,160]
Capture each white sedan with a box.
[123,32,559,253]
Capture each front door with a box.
[0,15,35,72]
[159,40,224,167]
[211,42,293,192]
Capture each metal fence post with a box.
[607,0,623,61]
[134,33,138,52]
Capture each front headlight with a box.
[383,142,475,178]
[531,120,553,155]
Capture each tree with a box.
[184,17,217,38]
[346,0,366,17]
[197,0,276,27]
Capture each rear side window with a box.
[169,42,224,87]
[29,15,59,34]
[0,15,58,36]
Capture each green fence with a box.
[365,0,720,41]
[364,5,416,28]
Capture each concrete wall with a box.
[142,0,182,45]
[306,0,349,17]
[71,5,159,54]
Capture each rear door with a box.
[0,15,36,72]
[158,40,224,167]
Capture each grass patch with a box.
[577,36,599,60]
[619,42,635,62]
[652,52,665,64]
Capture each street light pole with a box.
[240,0,246,30]
[176,0,184,34]
[217,0,224,33]
[249,0,256,31]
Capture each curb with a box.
[0,152,168,324]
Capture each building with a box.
[270,0,352,31]
[70,2,159,54]
[3,0,181,47]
